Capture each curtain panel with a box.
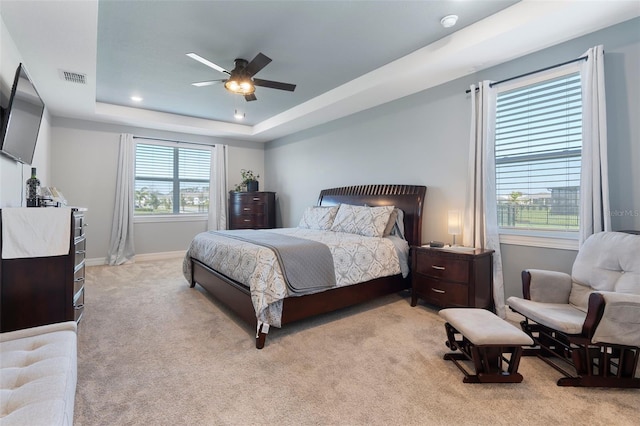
[107,133,135,265]
[208,144,228,231]
[463,81,506,318]
[579,45,611,245]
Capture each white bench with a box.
[439,308,533,383]
[1,322,77,425]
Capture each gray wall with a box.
[49,118,264,262]
[265,18,640,300]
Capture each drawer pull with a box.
[243,219,251,222]
[432,288,445,294]
[76,250,86,255]
[74,277,85,283]
[243,207,251,211]
[252,197,260,201]
[74,304,84,310]
[432,265,445,270]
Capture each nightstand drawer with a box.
[415,251,469,283]
[417,277,469,307]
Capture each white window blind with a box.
[495,70,582,232]
[134,142,211,215]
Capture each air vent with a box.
[59,70,87,84]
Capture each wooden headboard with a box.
[317,184,427,247]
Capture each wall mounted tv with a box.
[0,63,45,165]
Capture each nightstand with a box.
[410,246,494,311]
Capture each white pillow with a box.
[298,206,339,230]
[330,204,394,237]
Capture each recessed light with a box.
[130,96,143,102]
[234,109,245,120]
[440,15,458,28]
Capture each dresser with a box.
[0,208,86,332]
[410,246,494,311]
[228,191,276,229]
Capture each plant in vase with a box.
[234,169,260,192]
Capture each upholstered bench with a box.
[439,308,533,383]
[1,322,78,425]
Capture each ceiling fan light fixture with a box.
[224,70,255,95]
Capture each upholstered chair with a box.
[507,231,640,388]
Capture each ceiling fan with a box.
[187,52,296,101]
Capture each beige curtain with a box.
[463,81,506,318]
[208,144,228,231]
[107,133,135,265]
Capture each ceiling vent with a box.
[60,70,87,84]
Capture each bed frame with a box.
[189,184,427,348]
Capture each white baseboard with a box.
[85,250,186,267]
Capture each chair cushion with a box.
[507,297,586,335]
[439,308,533,346]
[1,322,77,426]
[591,292,640,347]
[568,232,640,311]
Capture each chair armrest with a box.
[589,292,640,347]
[522,269,572,303]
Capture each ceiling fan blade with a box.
[244,93,257,102]
[253,78,296,92]
[186,53,230,75]
[244,53,272,77]
[191,80,225,87]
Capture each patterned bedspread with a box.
[182,228,405,328]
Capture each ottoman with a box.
[439,308,534,383]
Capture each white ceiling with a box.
[1,1,638,142]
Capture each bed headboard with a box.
[317,184,427,247]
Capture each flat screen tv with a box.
[0,63,45,165]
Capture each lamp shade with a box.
[448,210,461,235]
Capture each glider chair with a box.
[507,231,640,388]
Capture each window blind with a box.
[134,143,211,215]
[495,72,582,231]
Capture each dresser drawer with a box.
[73,287,85,322]
[415,251,469,283]
[73,213,85,239]
[415,276,469,307]
[230,214,268,229]
[73,266,85,295]
[74,237,86,269]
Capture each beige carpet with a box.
[74,258,639,425]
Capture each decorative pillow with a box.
[383,209,398,237]
[330,204,395,237]
[298,206,339,230]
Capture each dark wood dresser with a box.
[228,191,276,229]
[0,208,86,332]
[411,246,494,311]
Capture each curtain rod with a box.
[133,135,215,148]
[465,55,588,94]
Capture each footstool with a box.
[439,308,534,383]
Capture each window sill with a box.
[499,230,579,250]
[134,214,208,224]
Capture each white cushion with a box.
[439,308,533,346]
[1,322,77,426]
[330,204,394,238]
[297,206,339,230]
[507,297,586,335]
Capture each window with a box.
[495,64,582,236]
[134,141,211,216]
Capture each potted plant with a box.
[234,169,260,192]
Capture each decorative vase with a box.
[26,167,40,207]
[246,180,259,192]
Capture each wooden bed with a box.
[188,184,427,348]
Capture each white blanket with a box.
[1,207,72,259]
